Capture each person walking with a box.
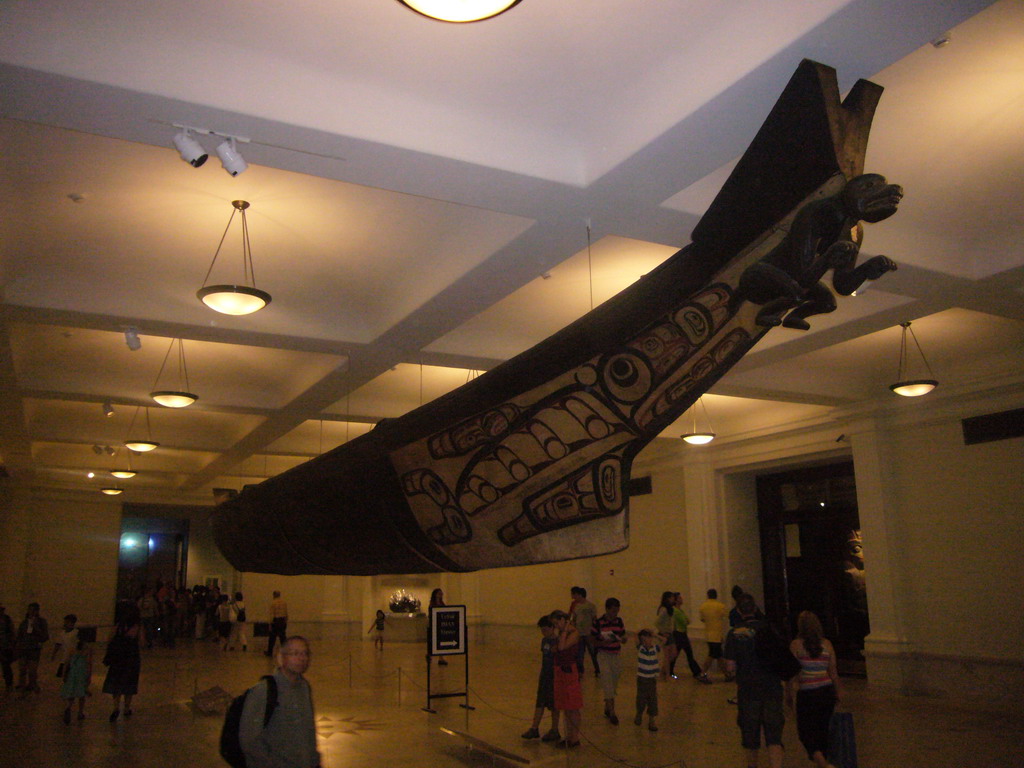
[521,614,560,742]
[265,591,288,657]
[217,595,234,651]
[1,603,16,693]
[654,592,677,681]
[569,586,599,676]
[671,592,710,683]
[426,589,448,666]
[593,597,626,724]
[59,635,92,724]
[229,592,248,652]
[102,601,142,722]
[550,610,582,748]
[724,594,786,768]
[15,602,49,694]
[699,588,730,679]
[787,611,841,768]
[366,610,389,652]
[240,636,321,768]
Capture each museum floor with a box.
[0,634,1019,768]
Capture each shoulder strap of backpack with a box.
[261,675,278,728]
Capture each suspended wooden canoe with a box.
[213,60,901,575]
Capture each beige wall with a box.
[887,416,1024,660]
[2,490,120,628]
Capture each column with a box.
[848,417,911,688]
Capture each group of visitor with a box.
[2,582,843,768]
[517,585,842,768]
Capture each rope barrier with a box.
[348,656,400,680]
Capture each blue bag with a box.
[828,710,858,768]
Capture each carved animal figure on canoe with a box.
[736,172,902,330]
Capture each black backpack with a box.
[220,675,278,768]
[753,621,802,681]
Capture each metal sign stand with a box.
[423,605,474,713]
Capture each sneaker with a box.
[521,728,540,739]
[648,723,658,732]
[698,673,712,685]
[109,709,119,722]
[609,714,619,725]
[541,730,561,742]
[634,715,642,726]
[727,697,738,705]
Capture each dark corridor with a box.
[756,461,869,677]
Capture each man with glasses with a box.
[240,636,321,768]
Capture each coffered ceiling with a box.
[1,0,1022,502]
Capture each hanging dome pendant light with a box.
[124,405,160,452]
[680,396,716,445]
[890,321,939,397]
[397,0,522,23]
[197,200,272,315]
[151,337,198,407]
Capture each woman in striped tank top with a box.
[786,611,841,768]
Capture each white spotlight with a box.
[172,129,208,167]
[103,401,115,418]
[124,327,141,351]
[216,137,247,176]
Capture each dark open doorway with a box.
[757,461,869,677]
[116,516,189,604]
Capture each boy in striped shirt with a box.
[635,628,660,731]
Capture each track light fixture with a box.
[173,128,209,167]
[101,487,124,496]
[170,125,249,176]
[124,327,141,351]
[216,137,248,176]
[197,200,272,315]
[103,401,115,418]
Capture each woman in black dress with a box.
[103,600,142,722]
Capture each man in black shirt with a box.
[723,594,784,768]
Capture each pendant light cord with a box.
[151,338,191,392]
[200,207,239,288]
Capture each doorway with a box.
[756,461,869,677]
[116,516,189,604]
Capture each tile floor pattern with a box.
[1,635,1020,768]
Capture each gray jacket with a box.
[239,669,320,768]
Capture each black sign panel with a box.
[430,605,466,656]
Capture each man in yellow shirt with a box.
[699,588,729,679]
[265,591,289,657]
